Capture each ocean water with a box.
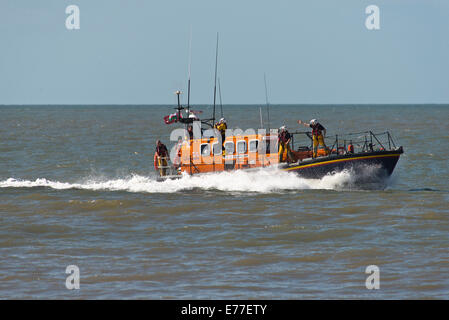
[0,104,448,299]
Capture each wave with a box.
[0,167,357,194]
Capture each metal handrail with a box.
[290,130,398,155]
[156,156,176,176]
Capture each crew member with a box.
[186,125,194,140]
[278,126,293,163]
[347,140,354,154]
[214,118,227,154]
[173,137,183,168]
[154,140,170,176]
[297,119,328,158]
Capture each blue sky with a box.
[1,0,448,104]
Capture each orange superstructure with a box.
[179,133,279,175]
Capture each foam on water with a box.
[0,167,355,194]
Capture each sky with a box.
[0,0,448,105]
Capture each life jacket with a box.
[215,123,227,134]
[311,123,324,136]
[278,131,291,144]
[156,144,168,157]
[347,144,354,153]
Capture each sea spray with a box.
[0,167,355,193]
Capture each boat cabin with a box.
[179,133,279,174]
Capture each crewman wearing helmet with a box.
[297,119,329,158]
[278,125,293,163]
[214,118,227,155]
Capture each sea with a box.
[0,104,448,299]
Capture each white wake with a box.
[0,167,355,193]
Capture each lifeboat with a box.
[155,107,403,182]
[155,90,403,182]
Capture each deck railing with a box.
[156,156,177,177]
[291,130,398,155]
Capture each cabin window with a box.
[200,143,210,156]
[224,141,235,154]
[237,141,247,154]
[249,140,259,153]
[212,142,222,155]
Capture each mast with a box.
[187,27,192,115]
[212,33,219,125]
[264,73,271,131]
[175,90,182,120]
[218,77,223,118]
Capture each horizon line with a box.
[1,103,449,106]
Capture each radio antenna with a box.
[212,33,219,125]
[218,77,223,118]
[264,73,271,131]
[187,26,192,114]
